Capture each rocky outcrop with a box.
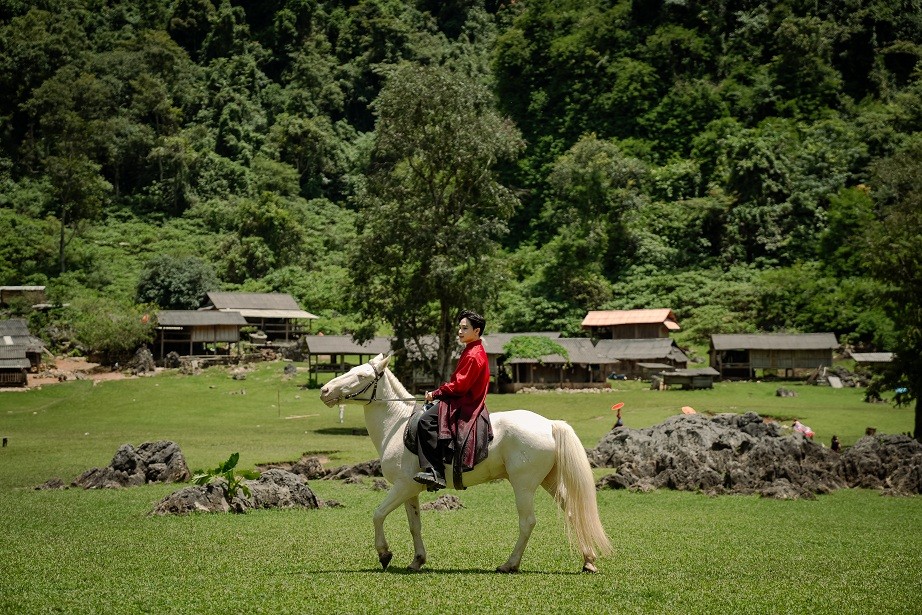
[837,434,922,495]
[422,494,465,511]
[150,469,321,515]
[590,413,922,499]
[322,459,382,481]
[127,347,156,375]
[261,455,384,482]
[71,440,191,489]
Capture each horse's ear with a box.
[370,352,392,371]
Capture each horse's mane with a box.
[381,368,415,414]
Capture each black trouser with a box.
[416,403,445,477]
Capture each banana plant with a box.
[191,452,260,504]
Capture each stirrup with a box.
[413,469,445,490]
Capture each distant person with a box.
[831,435,841,452]
[792,419,814,439]
[611,402,624,429]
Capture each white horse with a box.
[319,353,612,573]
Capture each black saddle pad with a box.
[403,402,428,452]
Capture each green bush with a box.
[136,253,220,310]
[66,297,157,363]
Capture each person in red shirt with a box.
[414,309,491,491]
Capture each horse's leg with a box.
[540,476,597,573]
[373,482,419,570]
[496,481,538,573]
[404,496,427,571]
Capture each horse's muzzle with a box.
[319,387,338,407]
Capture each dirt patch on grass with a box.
[0,356,154,392]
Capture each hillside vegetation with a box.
[1,0,920,367]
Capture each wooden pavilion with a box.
[582,309,680,339]
[709,333,839,379]
[498,336,620,391]
[154,310,248,359]
[202,292,318,342]
[595,338,689,378]
[299,335,393,386]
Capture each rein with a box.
[343,362,420,405]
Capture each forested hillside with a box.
[1,1,920,377]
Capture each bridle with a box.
[340,361,419,405]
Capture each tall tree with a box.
[532,134,646,315]
[136,254,220,309]
[24,66,113,273]
[351,62,523,381]
[865,135,922,441]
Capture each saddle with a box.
[403,402,492,490]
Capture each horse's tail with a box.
[551,421,613,561]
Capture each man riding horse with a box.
[414,309,492,491]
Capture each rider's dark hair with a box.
[458,309,486,336]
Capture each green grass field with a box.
[1,364,920,614]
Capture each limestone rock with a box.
[70,440,190,489]
[422,494,465,511]
[247,469,320,510]
[150,469,320,515]
[592,414,922,498]
[323,459,382,480]
[128,347,156,374]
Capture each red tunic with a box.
[433,339,492,477]
[432,339,490,425]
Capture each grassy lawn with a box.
[0,363,919,614]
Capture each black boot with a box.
[413,467,446,491]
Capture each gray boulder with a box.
[151,481,234,515]
[838,434,922,494]
[128,346,156,374]
[323,459,382,480]
[257,455,328,480]
[247,469,320,510]
[590,412,846,499]
[150,469,320,515]
[70,440,191,489]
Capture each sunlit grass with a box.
[0,365,919,614]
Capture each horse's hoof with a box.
[582,562,598,574]
[495,565,519,574]
[407,555,426,572]
[379,552,393,570]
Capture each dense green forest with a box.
[1,0,920,407]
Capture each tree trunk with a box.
[58,209,67,274]
[435,302,455,384]
[912,397,922,442]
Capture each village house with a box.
[154,310,248,360]
[581,308,680,339]
[481,332,689,390]
[0,318,45,386]
[709,333,839,379]
[201,292,317,342]
[0,285,46,308]
[0,345,30,386]
[491,336,620,392]
[848,351,893,368]
[595,337,689,378]
[298,335,393,387]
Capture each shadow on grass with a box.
[314,427,369,436]
[306,567,588,576]
[387,567,588,576]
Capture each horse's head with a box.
[319,352,393,407]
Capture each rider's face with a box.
[457,318,480,344]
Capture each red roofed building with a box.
[581,309,680,339]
